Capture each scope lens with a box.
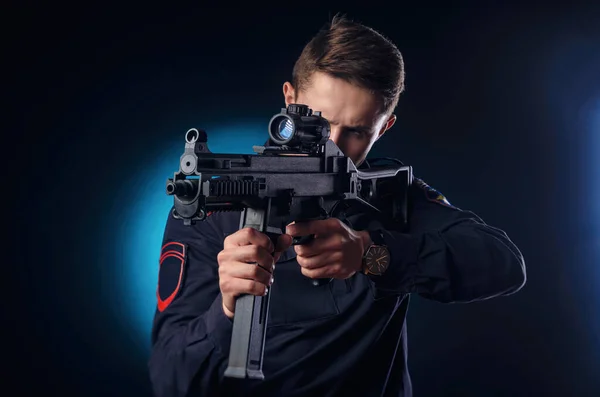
[278,118,294,140]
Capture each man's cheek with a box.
[349,146,368,164]
[332,136,346,152]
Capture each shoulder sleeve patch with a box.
[157,240,187,312]
[414,178,457,209]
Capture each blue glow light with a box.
[582,98,600,244]
[592,100,600,246]
[118,123,267,356]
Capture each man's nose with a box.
[329,128,341,145]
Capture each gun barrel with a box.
[166,179,198,197]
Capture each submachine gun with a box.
[165,104,413,381]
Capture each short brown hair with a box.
[292,14,405,115]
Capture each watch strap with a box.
[368,229,386,247]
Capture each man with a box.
[149,15,526,397]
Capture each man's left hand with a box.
[286,218,372,279]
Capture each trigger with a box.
[292,234,315,245]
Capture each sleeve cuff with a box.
[369,229,420,293]
[205,294,234,355]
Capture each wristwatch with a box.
[362,230,391,276]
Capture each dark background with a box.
[8,3,600,396]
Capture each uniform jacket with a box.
[148,168,526,397]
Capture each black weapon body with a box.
[166,105,412,380]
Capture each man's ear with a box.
[283,82,296,106]
[376,114,397,141]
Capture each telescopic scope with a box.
[268,104,331,148]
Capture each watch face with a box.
[365,246,390,275]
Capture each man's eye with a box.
[345,130,363,137]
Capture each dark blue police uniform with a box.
[148,174,526,397]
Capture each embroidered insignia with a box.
[414,178,456,209]
[157,241,187,312]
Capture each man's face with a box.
[283,72,396,166]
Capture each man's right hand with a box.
[217,228,293,319]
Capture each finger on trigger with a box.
[286,220,318,237]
